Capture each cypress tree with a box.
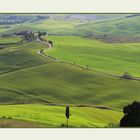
[65,106,70,127]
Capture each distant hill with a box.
[1,14,140,40]
[76,14,140,37]
[0,14,130,24]
[0,14,50,24]
[63,14,128,20]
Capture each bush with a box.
[7,116,12,119]
[121,72,133,79]
[120,101,140,127]
[1,116,12,119]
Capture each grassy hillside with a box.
[24,14,127,35]
[0,14,140,127]
[0,14,132,37]
[0,36,139,108]
[76,15,140,37]
[0,41,50,74]
[0,104,122,127]
[0,61,140,108]
[1,20,87,36]
[0,36,22,44]
[46,36,140,77]
[0,13,140,44]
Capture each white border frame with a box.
[0,0,140,140]
[0,0,140,13]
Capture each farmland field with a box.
[0,14,139,128]
[46,36,140,76]
[1,60,140,108]
[0,104,122,128]
[0,36,21,44]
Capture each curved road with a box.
[37,40,140,81]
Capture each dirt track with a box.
[37,40,140,82]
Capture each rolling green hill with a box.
[0,104,122,127]
[46,36,140,77]
[0,60,140,108]
[0,14,140,127]
[0,41,50,74]
[0,14,134,37]
[3,14,140,38]
[76,14,140,37]
[0,36,140,109]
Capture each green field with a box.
[0,35,138,128]
[0,41,50,74]
[76,15,140,37]
[3,14,140,38]
[0,61,140,108]
[0,36,139,127]
[0,14,140,127]
[0,104,122,128]
[46,36,140,77]
[0,36,22,44]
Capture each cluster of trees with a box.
[24,31,47,42]
[15,30,47,42]
[24,31,36,41]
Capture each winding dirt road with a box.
[36,40,140,81]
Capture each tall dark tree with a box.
[48,40,53,47]
[38,31,42,39]
[65,106,70,127]
[120,101,140,127]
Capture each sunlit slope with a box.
[2,20,86,36]
[3,14,140,37]
[46,36,140,76]
[76,15,140,37]
[0,61,140,108]
[0,14,127,36]
[0,104,122,127]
